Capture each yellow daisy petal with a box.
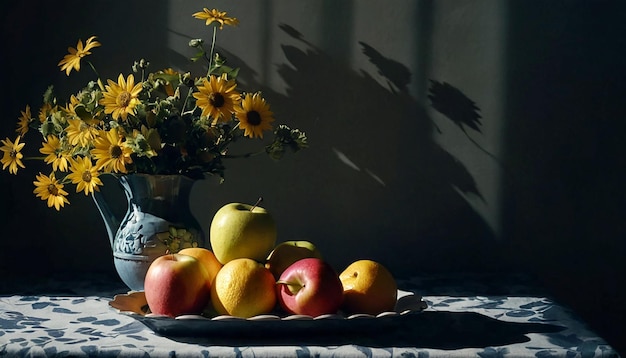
[192,8,239,29]
[192,74,241,124]
[99,74,143,121]
[235,92,275,139]
[57,36,101,76]
[33,172,70,211]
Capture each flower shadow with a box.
[171,23,501,276]
[256,25,500,275]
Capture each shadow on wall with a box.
[181,24,503,277]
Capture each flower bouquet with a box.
[1,7,307,211]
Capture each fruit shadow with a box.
[147,311,564,349]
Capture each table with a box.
[0,273,619,357]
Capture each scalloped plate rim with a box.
[109,289,427,323]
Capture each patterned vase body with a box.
[92,174,204,291]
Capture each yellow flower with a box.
[192,8,239,29]
[0,136,26,174]
[39,135,70,172]
[66,119,99,147]
[65,95,102,125]
[38,103,57,123]
[1,7,308,212]
[33,172,69,211]
[235,92,275,139]
[58,36,101,76]
[64,95,80,116]
[91,128,133,173]
[157,68,179,97]
[66,156,103,195]
[193,74,241,124]
[16,105,32,136]
[63,97,82,123]
[99,74,143,121]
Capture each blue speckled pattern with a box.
[0,273,619,357]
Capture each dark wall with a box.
[502,1,626,350]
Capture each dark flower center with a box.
[247,111,262,126]
[48,184,59,196]
[110,145,123,158]
[10,150,17,158]
[118,91,131,107]
[209,93,225,108]
[82,171,92,182]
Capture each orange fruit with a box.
[338,259,397,315]
[210,258,277,318]
[178,247,223,284]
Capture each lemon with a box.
[339,259,398,315]
[210,258,277,318]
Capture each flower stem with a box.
[86,60,100,80]
[222,150,265,159]
[181,86,195,114]
[206,26,217,77]
[228,121,241,134]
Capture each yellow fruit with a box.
[210,258,277,318]
[178,247,223,284]
[339,259,397,315]
[209,203,277,264]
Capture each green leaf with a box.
[228,67,240,78]
[40,121,59,138]
[74,104,92,121]
[42,86,55,104]
[211,66,240,79]
[190,50,205,63]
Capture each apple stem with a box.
[250,197,263,211]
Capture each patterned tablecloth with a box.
[0,273,619,357]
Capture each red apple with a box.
[276,258,344,317]
[144,254,211,317]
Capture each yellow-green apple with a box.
[276,258,344,317]
[143,254,211,317]
[210,202,277,264]
[266,240,322,279]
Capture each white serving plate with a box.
[109,289,427,337]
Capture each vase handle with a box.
[92,190,121,250]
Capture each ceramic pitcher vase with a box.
[92,174,205,291]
